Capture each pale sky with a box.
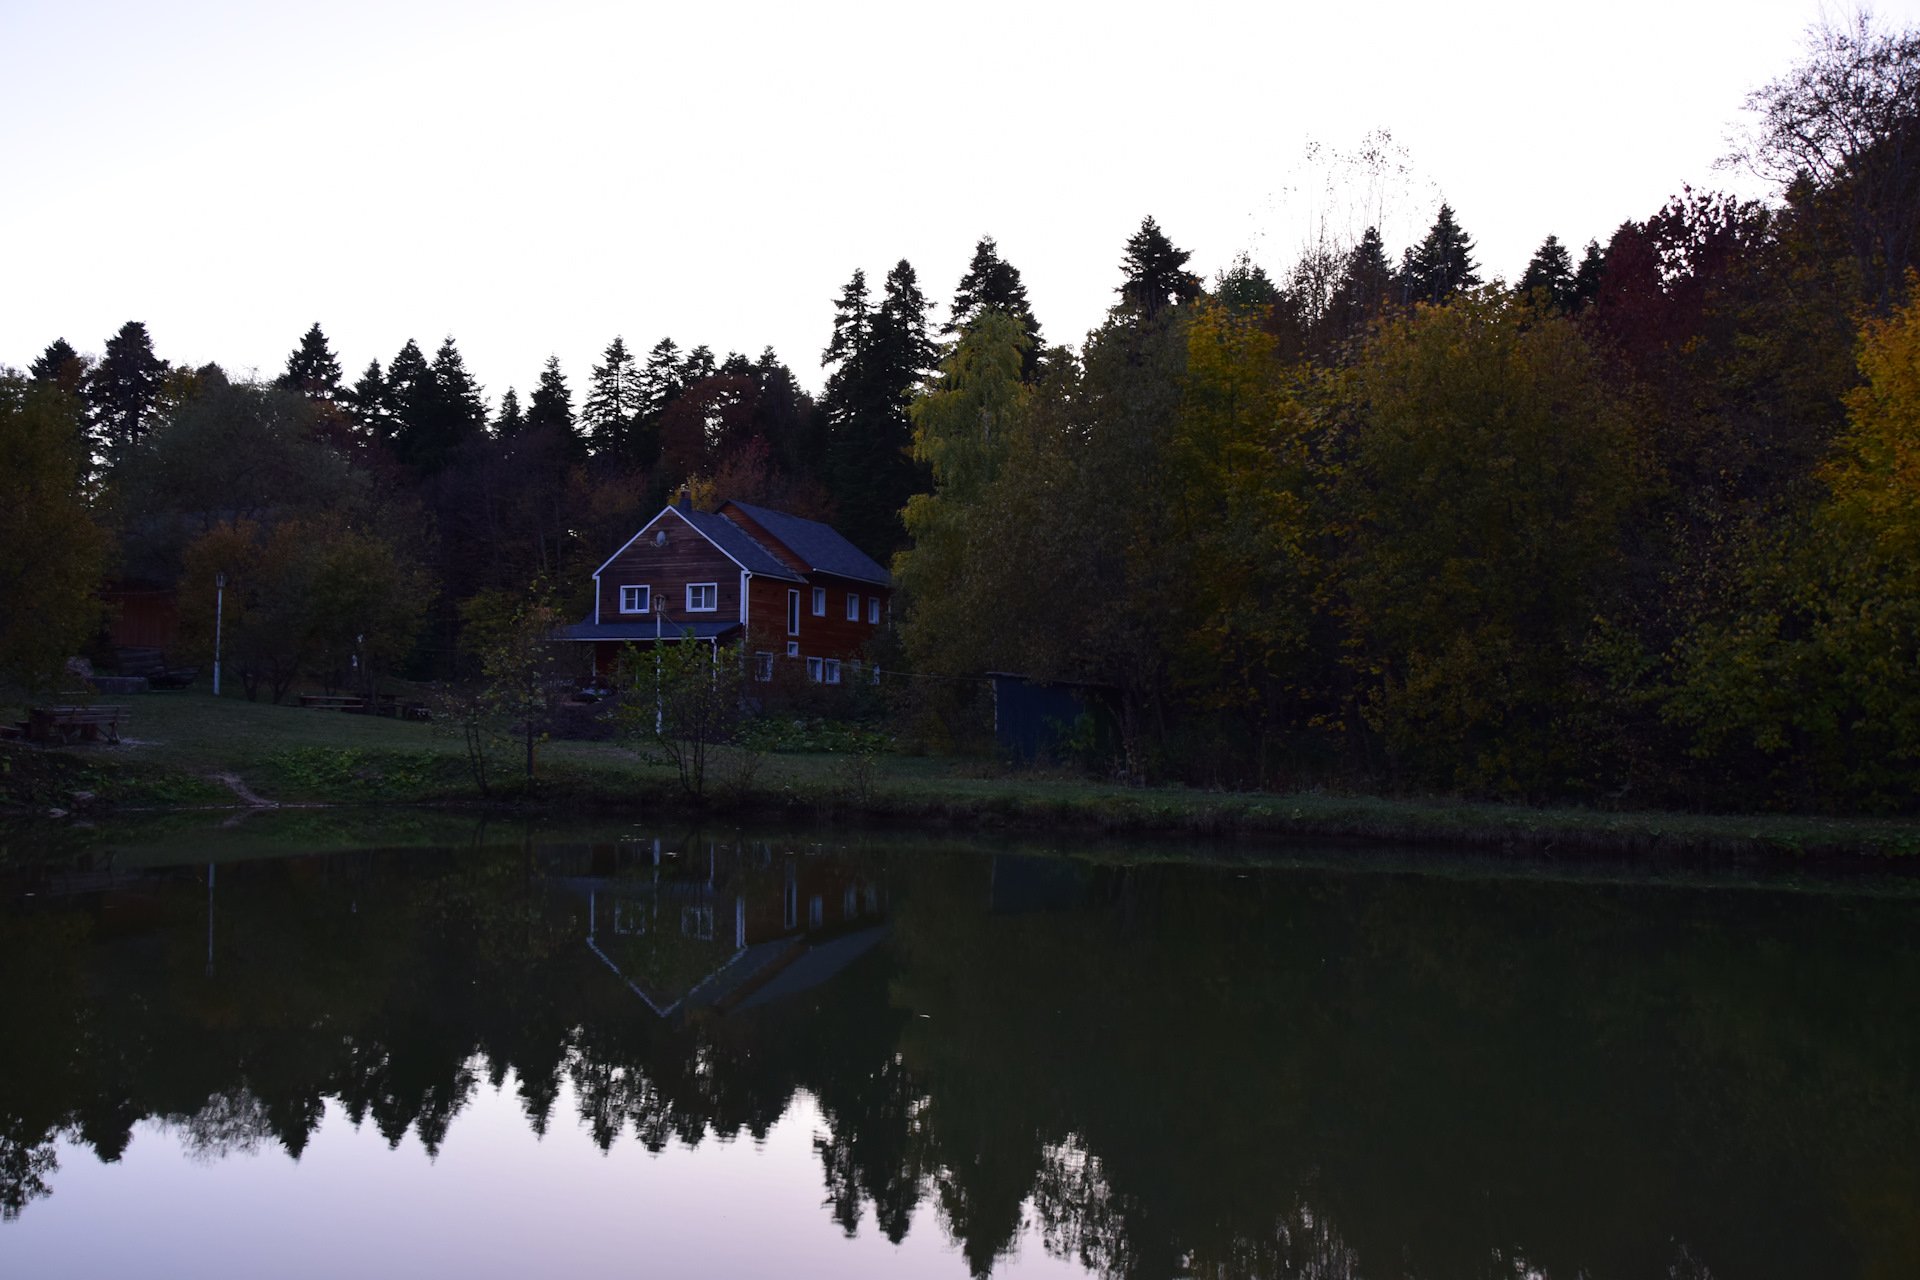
[5,0,1916,406]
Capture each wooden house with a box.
[558,492,893,685]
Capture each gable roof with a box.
[722,500,893,587]
[592,504,804,584]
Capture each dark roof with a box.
[557,620,742,642]
[725,500,893,587]
[675,508,806,582]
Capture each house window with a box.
[753,651,773,682]
[788,589,800,635]
[686,582,717,612]
[868,596,881,624]
[681,905,714,941]
[619,585,650,614]
[806,656,823,683]
[846,592,860,621]
[786,640,800,657]
[809,895,824,929]
[823,659,841,685]
[811,586,826,616]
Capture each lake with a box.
[3,814,1917,1278]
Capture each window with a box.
[788,589,800,635]
[619,585,649,614]
[868,596,881,624]
[753,651,773,682]
[823,659,841,685]
[681,905,714,941]
[686,582,717,612]
[809,895,824,929]
[811,586,826,616]
[806,656,823,683]
[786,640,800,657]
[846,592,860,621]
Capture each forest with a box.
[2,16,1918,811]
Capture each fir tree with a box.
[1400,203,1481,304]
[679,344,716,386]
[1116,216,1201,321]
[274,322,342,401]
[341,358,392,445]
[86,320,167,460]
[823,259,936,556]
[640,338,683,419]
[582,336,643,461]
[1518,234,1578,311]
[1216,253,1281,315]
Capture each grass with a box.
[5,687,1920,862]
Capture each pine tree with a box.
[946,236,1043,373]
[1400,204,1481,304]
[679,344,716,386]
[582,336,643,461]
[29,339,88,397]
[1518,234,1578,311]
[86,320,167,459]
[1216,253,1281,315]
[495,387,524,437]
[274,323,342,401]
[1116,216,1201,321]
[640,338,683,419]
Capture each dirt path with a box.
[209,772,277,808]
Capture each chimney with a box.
[676,486,692,513]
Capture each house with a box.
[558,491,893,686]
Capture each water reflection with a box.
[2,826,1919,1279]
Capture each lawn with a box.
[6,686,1920,861]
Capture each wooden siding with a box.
[746,573,887,662]
[597,516,742,627]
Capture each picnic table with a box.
[27,705,130,745]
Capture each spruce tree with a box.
[1518,234,1578,311]
[1116,216,1201,321]
[525,355,583,462]
[85,320,167,459]
[495,386,524,437]
[1572,239,1607,309]
[946,236,1044,374]
[822,260,936,556]
[342,358,392,445]
[582,335,642,461]
[679,344,716,386]
[1400,203,1481,304]
[1216,253,1281,314]
[1325,226,1397,340]
[28,339,87,397]
[274,323,342,401]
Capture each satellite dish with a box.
[654,530,668,547]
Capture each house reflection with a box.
[557,837,889,1019]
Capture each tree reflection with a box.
[2,834,1918,1277]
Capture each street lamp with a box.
[213,571,226,697]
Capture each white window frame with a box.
[806,656,823,683]
[619,585,650,614]
[846,592,860,621]
[753,651,773,682]
[811,586,826,616]
[788,588,800,635]
[868,596,881,624]
[686,582,717,613]
[823,658,841,685]
[786,640,800,657]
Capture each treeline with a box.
[3,17,1916,809]
[898,18,1920,809]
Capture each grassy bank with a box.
[5,688,1919,861]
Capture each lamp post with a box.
[654,584,663,735]
[213,571,226,697]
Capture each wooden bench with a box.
[27,705,130,745]
[297,694,367,712]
